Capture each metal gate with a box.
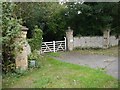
[40,37,66,53]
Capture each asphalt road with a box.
[53,52,119,79]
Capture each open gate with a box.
[41,37,66,53]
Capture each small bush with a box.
[28,50,44,68]
[28,26,43,52]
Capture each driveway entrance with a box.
[53,52,118,79]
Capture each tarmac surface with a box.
[53,52,119,79]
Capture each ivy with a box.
[2,3,23,73]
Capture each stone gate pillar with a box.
[103,30,110,49]
[15,26,28,71]
[66,27,74,51]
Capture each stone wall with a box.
[109,36,119,46]
[73,36,118,48]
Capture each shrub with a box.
[28,26,43,52]
[28,50,44,68]
[2,3,23,73]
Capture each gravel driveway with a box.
[53,52,119,79]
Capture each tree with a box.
[92,3,115,32]
[64,2,118,36]
[12,2,119,41]
[111,2,119,36]
[14,2,67,41]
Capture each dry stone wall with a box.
[73,36,118,48]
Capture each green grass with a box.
[2,56,118,88]
[72,46,118,56]
[46,52,61,57]
[45,46,118,57]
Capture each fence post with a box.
[64,37,66,51]
[53,41,55,52]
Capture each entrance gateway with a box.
[40,37,66,53]
[40,27,117,53]
[40,27,74,53]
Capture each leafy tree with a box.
[14,2,67,41]
[42,3,67,41]
[64,2,118,36]
[111,2,119,36]
[13,2,42,38]
[13,2,119,41]
[92,3,114,32]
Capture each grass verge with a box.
[2,55,118,88]
[73,46,118,56]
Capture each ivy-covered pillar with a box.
[15,26,28,72]
[66,27,74,51]
[103,30,110,49]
